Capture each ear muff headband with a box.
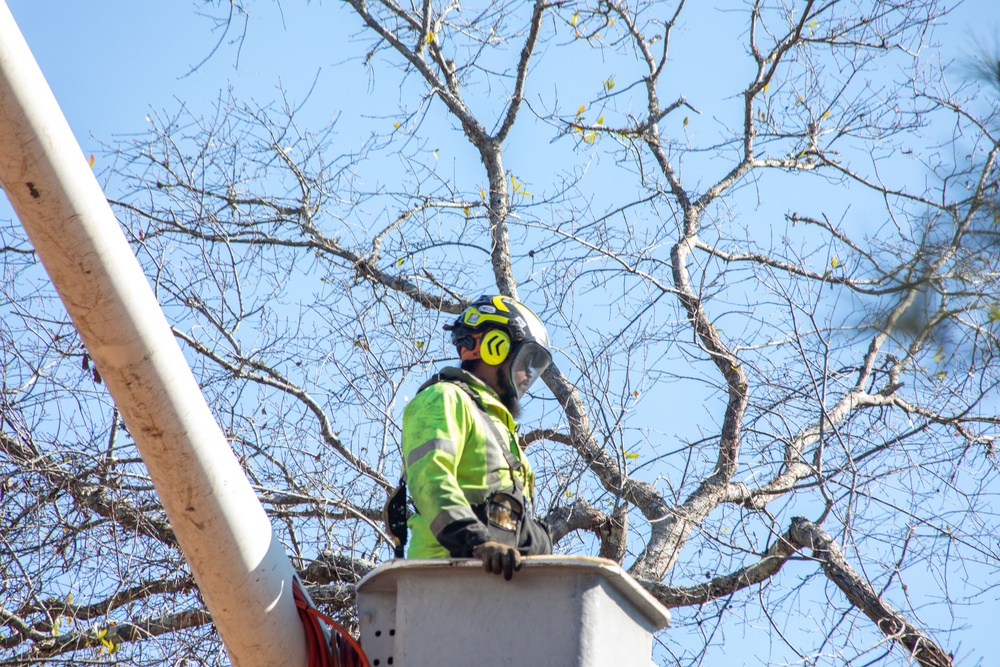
[480,329,511,365]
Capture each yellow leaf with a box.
[822,110,831,120]
[763,84,770,92]
[797,96,804,103]
[831,256,839,268]
[88,154,95,169]
[480,188,486,200]
[597,115,605,125]
[934,346,944,362]
[565,489,575,498]
[426,31,435,44]
[625,451,639,460]
[759,110,766,121]
[936,371,948,380]
[683,117,689,126]
[97,628,108,639]
[576,104,586,117]
[397,258,405,266]
[462,206,470,217]
[393,122,400,129]
[604,75,615,91]
[571,12,579,26]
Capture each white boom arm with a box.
[0,4,308,665]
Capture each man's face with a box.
[513,365,536,397]
[507,341,550,400]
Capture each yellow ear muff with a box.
[480,329,511,365]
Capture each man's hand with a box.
[472,540,522,581]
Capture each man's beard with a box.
[497,365,522,419]
[460,358,522,418]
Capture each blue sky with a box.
[8,0,995,173]
[3,1,999,665]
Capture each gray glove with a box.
[472,540,522,581]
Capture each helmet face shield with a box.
[509,341,552,398]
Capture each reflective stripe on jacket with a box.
[402,367,533,559]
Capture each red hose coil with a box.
[293,579,371,667]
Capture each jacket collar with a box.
[434,366,516,428]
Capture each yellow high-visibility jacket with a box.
[402,367,534,558]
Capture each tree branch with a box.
[788,517,954,667]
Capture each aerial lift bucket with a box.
[357,557,671,666]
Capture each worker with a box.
[400,294,554,580]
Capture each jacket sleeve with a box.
[402,384,489,557]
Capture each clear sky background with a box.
[2,0,998,665]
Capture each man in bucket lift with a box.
[386,295,554,580]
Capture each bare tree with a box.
[2,1,998,665]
